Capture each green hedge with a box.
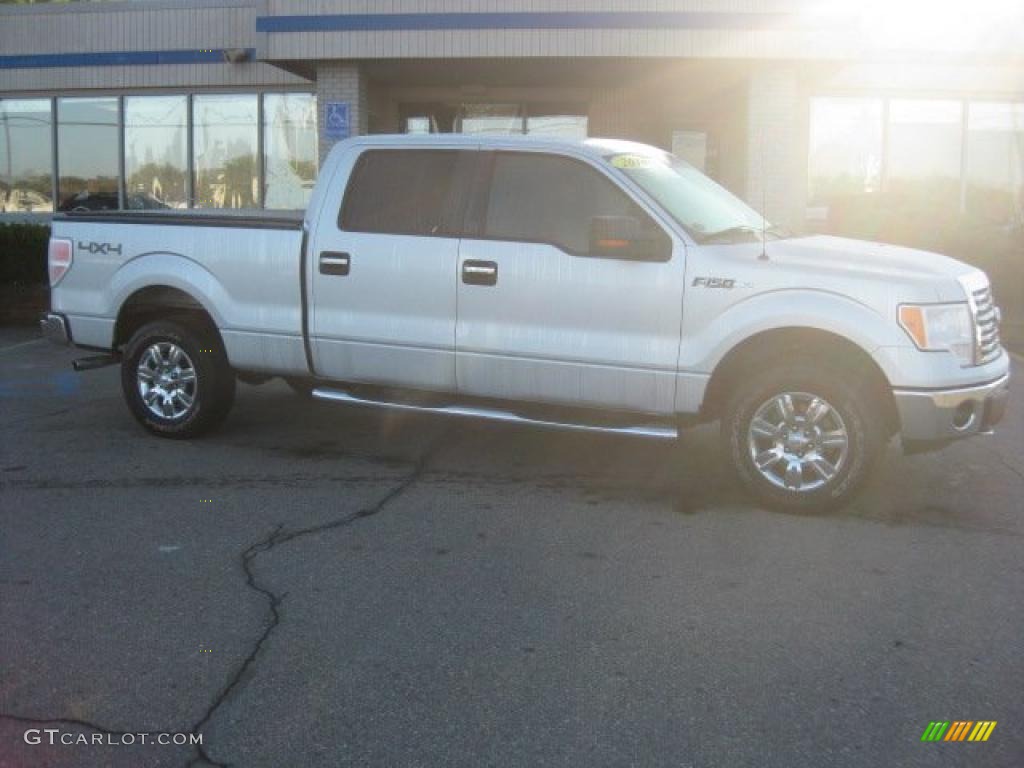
[0,222,50,286]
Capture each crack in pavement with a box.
[183,441,441,768]
[5,420,1020,764]
[0,438,442,768]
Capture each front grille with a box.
[971,285,1001,364]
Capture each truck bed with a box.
[49,210,310,376]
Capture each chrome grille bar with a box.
[969,284,1001,364]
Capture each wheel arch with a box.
[114,284,223,353]
[701,327,900,436]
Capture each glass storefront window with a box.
[263,93,317,210]
[886,99,963,205]
[807,97,883,206]
[1,91,317,216]
[405,117,432,134]
[458,104,524,135]
[525,105,588,139]
[124,96,187,210]
[57,97,119,211]
[399,103,457,134]
[0,99,53,214]
[399,102,588,137]
[193,94,258,209]
[966,102,1024,225]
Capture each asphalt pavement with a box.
[1,327,1022,768]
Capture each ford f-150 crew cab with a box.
[41,135,1010,509]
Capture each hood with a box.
[768,235,975,281]
[754,235,979,303]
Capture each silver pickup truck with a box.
[41,135,1009,509]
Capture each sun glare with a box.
[805,0,1024,52]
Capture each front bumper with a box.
[40,312,70,345]
[894,372,1010,446]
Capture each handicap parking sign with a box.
[325,101,350,140]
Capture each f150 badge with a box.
[77,241,122,255]
[693,276,736,289]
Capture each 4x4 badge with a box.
[77,241,122,255]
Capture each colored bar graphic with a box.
[922,720,996,742]
[945,721,972,741]
[968,722,997,742]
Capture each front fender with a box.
[680,289,905,383]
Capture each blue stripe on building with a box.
[0,49,255,70]
[255,11,806,34]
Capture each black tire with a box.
[121,319,235,438]
[721,362,885,511]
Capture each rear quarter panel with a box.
[51,218,306,374]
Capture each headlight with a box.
[898,303,974,364]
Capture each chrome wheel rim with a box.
[747,391,849,493]
[136,342,197,420]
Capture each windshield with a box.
[607,152,778,244]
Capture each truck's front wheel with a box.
[722,363,884,511]
[121,320,235,438]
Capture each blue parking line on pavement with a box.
[0,371,81,398]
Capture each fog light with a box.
[952,401,976,431]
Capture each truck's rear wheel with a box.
[722,363,884,511]
[121,320,235,438]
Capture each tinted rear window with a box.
[339,149,469,237]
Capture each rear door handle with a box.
[319,251,350,276]
[462,260,497,286]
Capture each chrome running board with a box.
[311,387,678,440]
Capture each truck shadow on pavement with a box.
[214,381,1022,537]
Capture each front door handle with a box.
[462,260,497,286]
[319,251,350,276]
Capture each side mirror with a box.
[589,215,667,260]
[589,215,641,258]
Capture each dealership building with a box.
[1,0,1023,242]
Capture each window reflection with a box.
[125,96,187,210]
[525,105,588,139]
[0,99,53,213]
[193,94,258,209]
[399,102,588,138]
[807,97,883,206]
[966,102,1024,225]
[57,97,119,211]
[404,117,432,134]
[264,93,317,210]
[458,104,524,134]
[887,99,963,205]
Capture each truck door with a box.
[309,147,475,391]
[455,150,685,414]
